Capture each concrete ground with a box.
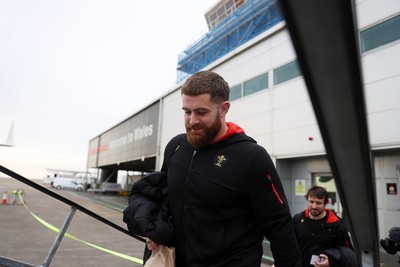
[1,177,398,267]
[0,177,144,267]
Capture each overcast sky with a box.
[0,0,216,179]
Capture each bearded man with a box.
[125,70,301,267]
[293,186,355,267]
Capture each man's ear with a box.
[220,101,230,117]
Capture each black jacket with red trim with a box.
[162,122,301,267]
[293,209,353,267]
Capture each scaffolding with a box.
[176,0,283,83]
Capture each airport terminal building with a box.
[87,0,400,241]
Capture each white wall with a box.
[205,27,325,158]
[157,0,400,159]
[356,0,400,29]
[356,0,400,149]
[150,0,400,237]
[363,44,400,148]
[157,90,186,170]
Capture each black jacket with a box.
[123,171,174,246]
[162,123,301,267]
[293,209,353,267]
[324,246,360,267]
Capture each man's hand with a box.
[146,238,160,251]
[315,254,329,267]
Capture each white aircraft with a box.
[0,121,15,147]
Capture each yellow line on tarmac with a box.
[18,192,143,265]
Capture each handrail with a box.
[0,165,145,243]
[0,164,275,266]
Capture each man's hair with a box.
[305,185,329,205]
[181,70,230,103]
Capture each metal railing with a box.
[0,165,145,267]
[0,165,275,266]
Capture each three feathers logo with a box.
[214,155,228,168]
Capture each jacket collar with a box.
[305,208,340,223]
[213,122,245,143]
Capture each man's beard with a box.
[309,208,324,218]
[186,112,222,149]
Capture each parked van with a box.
[53,177,84,191]
[42,168,96,187]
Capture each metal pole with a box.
[41,206,77,267]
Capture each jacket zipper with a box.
[266,174,284,204]
[184,150,197,203]
[182,150,197,263]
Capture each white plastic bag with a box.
[144,245,175,267]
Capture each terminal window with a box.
[243,72,268,97]
[230,84,242,101]
[360,14,400,53]
[274,60,301,86]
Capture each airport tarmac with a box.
[1,177,398,267]
[0,177,144,267]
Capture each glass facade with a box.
[229,84,242,101]
[243,73,268,96]
[360,14,400,52]
[274,60,301,85]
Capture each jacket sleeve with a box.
[246,145,302,267]
[336,220,354,249]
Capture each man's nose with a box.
[189,114,199,125]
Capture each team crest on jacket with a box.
[214,155,228,168]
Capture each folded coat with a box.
[324,246,360,267]
[123,171,174,247]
